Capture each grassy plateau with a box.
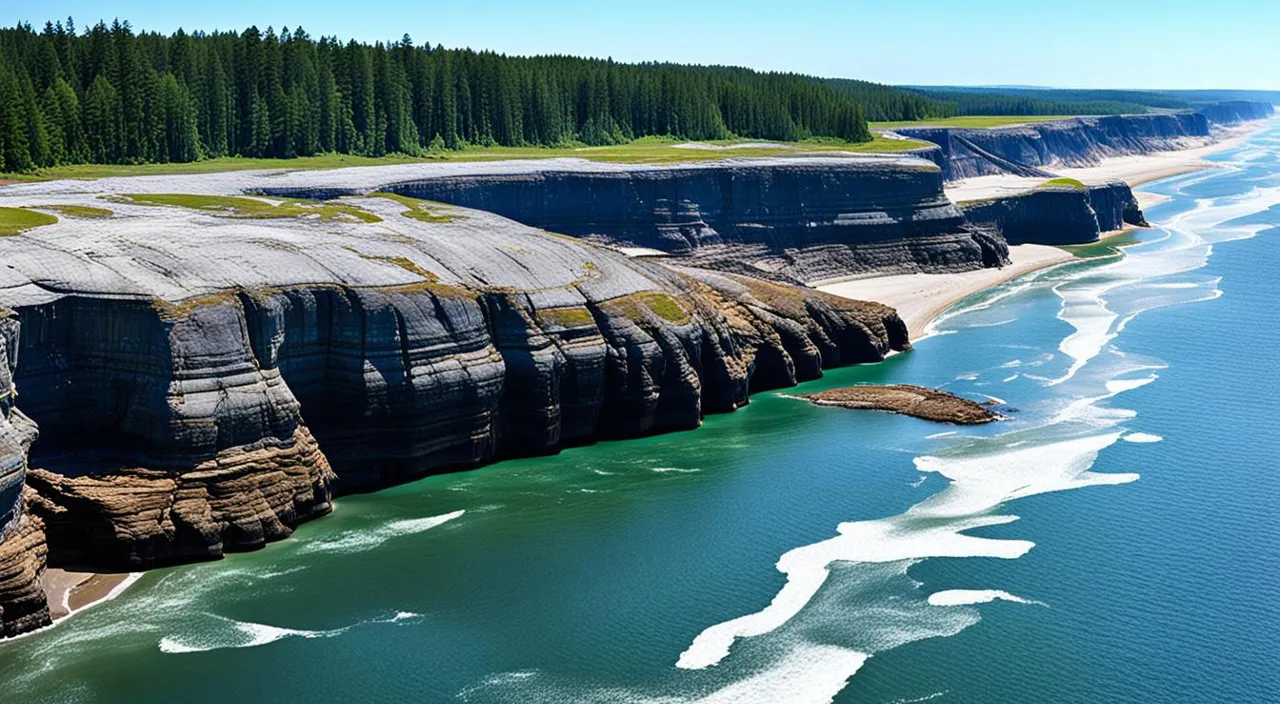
[0,134,930,183]
[0,206,58,236]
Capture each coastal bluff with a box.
[894,102,1275,181]
[961,180,1148,245]
[0,179,911,636]
[256,155,1010,285]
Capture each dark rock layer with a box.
[960,181,1147,245]
[279,160,1010,283]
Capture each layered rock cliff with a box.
[959,181,1147,245]
[0,314,50,637]
[0,186,910,635]
[896,113,1214,181]
[255,156,1009,284]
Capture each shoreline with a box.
[819,244,1076,340]
[944,121,1266,204]
[822,120,1271,340]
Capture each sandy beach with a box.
[819,244,1075,340]
[40,569,137,622]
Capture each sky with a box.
[4,0,1278,90]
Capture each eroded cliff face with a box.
[259,157,1008,284]
[0,315,50,637]
[960,182,1147,246]
[0,190,909,635]
[1196,100,1276,126]
[897,113,1214,180]
[962,181,1152,248]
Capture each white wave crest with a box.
[299,510,464,554]
[927,589,1044,607]
[1123,432,1164,443]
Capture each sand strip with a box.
[41,568,136,620]
[819,245,1075,340]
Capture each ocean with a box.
[1,119,1276,703]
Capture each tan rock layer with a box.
[0,497,52,638]
[27,426,333,567]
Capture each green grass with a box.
[0,135,932,183]
[35,204,114,218]
[1038,177,1087,189]
[0,206,58,236]
[872,115,1075,130]
[606,291,691,325]
[368,192,458,223]
[538,307,596,328]
[112,193,382,223]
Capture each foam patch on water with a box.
[690,644,869,704]
[299,510,464,554]
[159,611,422,654]
[1123,432,1163,443]
[927,589,1044,607]
[652,467,700,474]
[678,432,1131,670]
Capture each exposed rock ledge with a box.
[960,181,1148,245]
[800,384,1000,424]
[0,185,909,635]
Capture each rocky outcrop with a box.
[258,157,1009,284]
[1196,100,1276,126]
[897,113,1214,180]
[0,187,911,634]
[800,384,1000,424]
[960,181,1147,245]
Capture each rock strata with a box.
[800,384,1000,424]
[895,111,1261,181]
[960,181,1147,245]
[257,156,1009,283]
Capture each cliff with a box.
[0,315,50,637]
[253,156,1009,284]
[0,183,909,634]
[1196,100,1276,125]
[960,181,1147,245]
[896,113,1215,181]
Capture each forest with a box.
[0,18,947,172]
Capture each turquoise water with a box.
[2,120,1278,703]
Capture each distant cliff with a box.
[0,187,909,635]
[259,157,1009,285]
[960,181,1147,245]
[894,103,1273,181]
[1196,100,1276,125]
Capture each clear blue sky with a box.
[5,0,1278,90]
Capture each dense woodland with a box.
[0,18,917,172]
[906,89,1153,117]
[1,18,1251,174]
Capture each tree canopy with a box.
[0,18,926,172]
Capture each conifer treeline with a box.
[0,18,925,172]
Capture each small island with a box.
[800,384,1001,424]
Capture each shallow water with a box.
[2,119,1277,703]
